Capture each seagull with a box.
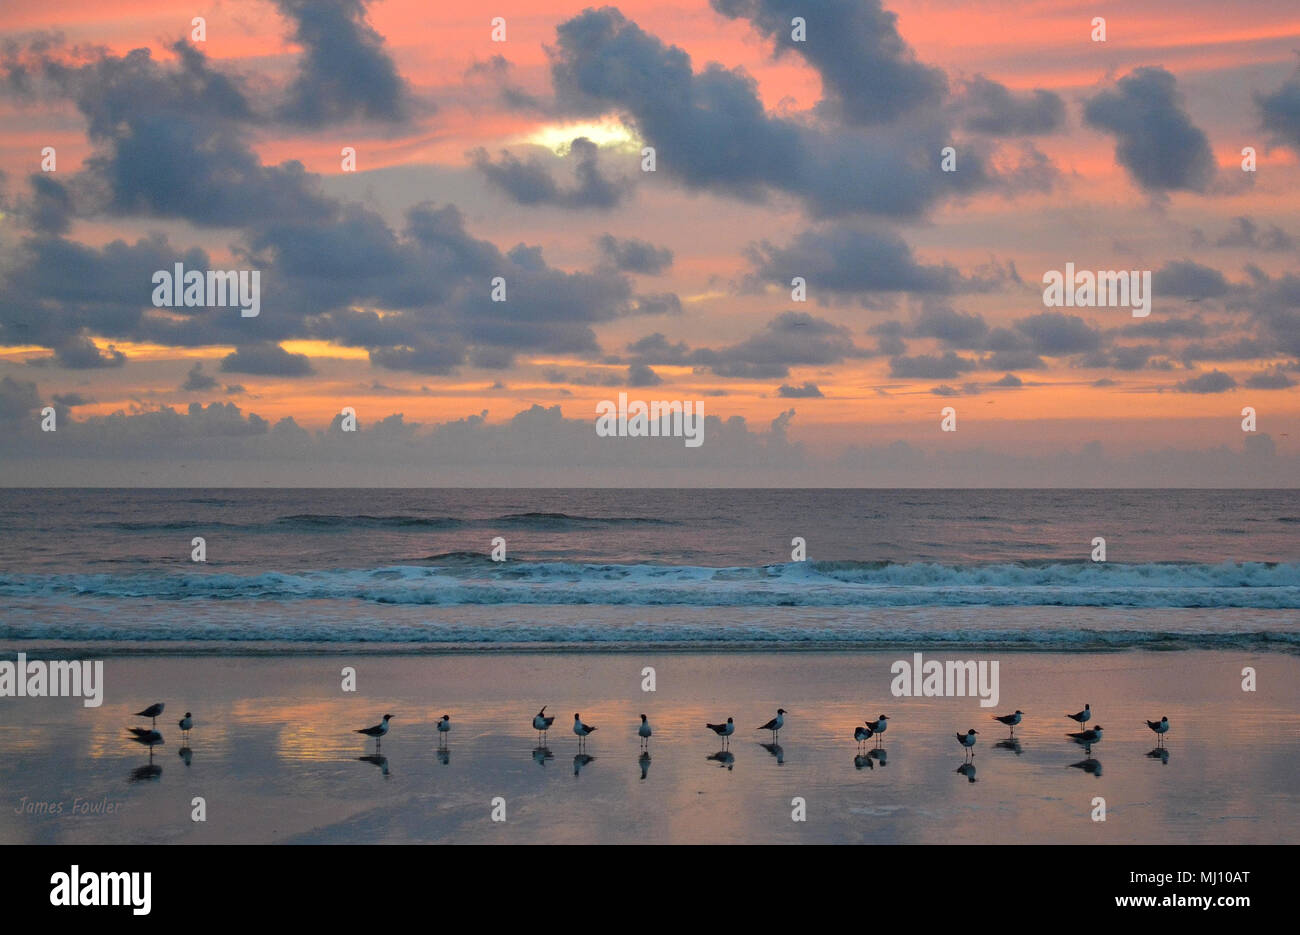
[638,714,652,750]
[134,703,165,728]
[532,706,556,743]
[1145,716,1170,746]
[573,713,596,749]
[756,708,786,741]
[178,712,193,742]
[1066,703,1091,729]
[870,714,889,744]
[992,710,1022,735]
[436,714,451,745]
[1067,725,1104,748]
[706,717,735,747]
[956,728,979,758]
[127,727,164,746]
[355,714,393,747]
[854,724,874,750]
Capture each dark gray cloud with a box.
[471,138,627,209]
[627,333,690,363]
[548,8,991,218]
[51,392,92,407]
[745,225,972,295]
[27,174,73,235]
[777,381,824,398]
[910,304,988,345]
[1081,344,1165,371]
[1083,67,1215,193]
[1175,369,1236,393]
[1257,65,1300,154]
[627,362,663,386]
[220,343,316,377]
[597,235,673,274]
[1153,260,1231,299]
[991,372,1023,387]
[960,75,1064,136]
[181,363,220,391]
[33,335,127,369]
[630,293,682,315]
[690,311,871,378]
[889,351,978,379]
[984,349,1046,371]
[1232,270,1300,357]
[1213,216,1293,251]
[3,40,337,227]
[628,313,870,378]
[274,0,410,126]
[1014,312,1104,355]
[1244,367,1295,389]
[708,0,947,125]
[0,376,41,427]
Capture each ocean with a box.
[1,488,1297,651]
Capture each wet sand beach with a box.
[1,650,1296,844]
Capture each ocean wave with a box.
[3,560,1300,609]
[84,511,679,533]
[2,618,1295,651]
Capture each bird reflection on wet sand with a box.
[358,754,390,777]
[707,750,735,770]
[1069,758,1103,776]
[759,742,784,765]
[127,729,164,782]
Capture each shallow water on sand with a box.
[1,651,1296,844]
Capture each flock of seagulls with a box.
[117,699,1174,781]
[345,703,1171,761]
[946,703,1172,761]
[119,702,197,780]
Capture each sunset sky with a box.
[1,0,1299,484]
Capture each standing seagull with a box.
[532,706,556,744]
[869,714,890,744]
[1067,725,1104,750]
[1066,703,1091,729]
[757,709,787,741]
[134,703,165,728]
[992,710,1023,736]
[127,727,164,745]
[178,712,193,742]
[1145,716,1170,746]
[638,714,652,751]
[854,723,874,750]
[355,714,393,748]
[956,728,979,759]
[436,714,451,746]
[573,713,597,749]
[706,717,735,748]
